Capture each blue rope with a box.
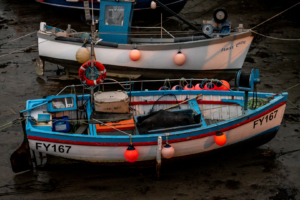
[85,67,98,80]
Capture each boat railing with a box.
[131,26,175,38]
[56,78,230,95]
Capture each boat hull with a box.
[40,56,240,80]
[27,102,286,163]
[38,31,254,79]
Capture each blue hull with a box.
[36,0,188,12]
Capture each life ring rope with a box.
[79,61,106,86]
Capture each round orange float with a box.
[214,131,226,146]
[172,85,183,90]
[204,82,216,90]
[124,145,139,163]
[195,83,205,90]
[159,86,169,90]
[174,51,186,66]
[161,144,175,159]
[216,80,230,91]
[129,49,141,61]
[184,84,195,90]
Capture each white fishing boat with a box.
[36,0,254,80]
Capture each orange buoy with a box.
[216,80,230,91]
[204,82,216,90]
[124,145,139,163]
[161,144,175,159]
[195,83,204,90]
[174,51,186,66]
[172,85,183,90]
[184,84,195,90]
[159,86,169,90]
[129,49,141,61]
[214,131,226,146]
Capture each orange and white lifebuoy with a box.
[79,61,106,86]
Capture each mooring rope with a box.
[0,116,133,132]
[249,2,300,41]
[0,40,48,58]
[251,2,300,30]
[0,117,26,132]
[0,31,37,46]
[287,99,300,111]
[280,82,300,93]
[250,30,300,41]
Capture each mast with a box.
[90,22,95,106]
[90,0,96,106]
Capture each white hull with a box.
[38,31,253,76]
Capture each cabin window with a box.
[105,6,124,26]
[52,97,74,109]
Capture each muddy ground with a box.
[0,0,300,199]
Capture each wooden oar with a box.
[10,113,32,173]
[164,94,202,111]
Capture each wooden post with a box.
[156,136,162,180]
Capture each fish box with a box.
[94,91,129,113]
[52,116,70,132]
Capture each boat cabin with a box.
[98,0,135,44]
[99,0,135,44]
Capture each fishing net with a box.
[136,110,197,135]
[248,99,268,109]
[247,87,269,109]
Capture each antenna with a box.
[91,0,94,25]
[83,0,91,24]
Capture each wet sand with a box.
[0,0,300,199]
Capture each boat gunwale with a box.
[37,30,253,50]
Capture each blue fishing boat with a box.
[11,67,287,178]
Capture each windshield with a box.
[105,6,124,26]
